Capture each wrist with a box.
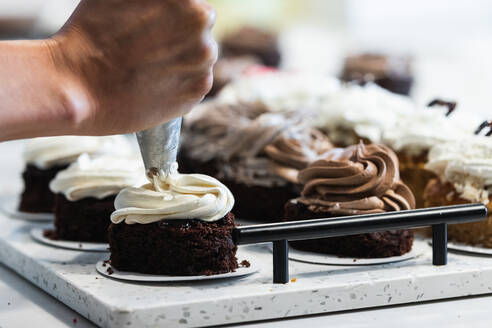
[41,37,95,135]
[0,39,94,140]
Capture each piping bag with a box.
[136,117,182,178]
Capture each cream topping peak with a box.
[110,163,235,224]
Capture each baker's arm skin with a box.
[0,0,217,141]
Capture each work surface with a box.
[3,208,492,328]
[2,139,492,327]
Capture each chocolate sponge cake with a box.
[109,164,238,276]
[19,164,68,213]
[47,154,143,242]
[46,194,115,242]
[109,213,238,275]
[284,143,415,258]
[19,135,134,213]
[284,200,414,258]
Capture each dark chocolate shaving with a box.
[427,99,457,116]
[475,120,492,136]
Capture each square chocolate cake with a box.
[108,213,238,275]
[19,164,68,213]
[284,200,414,258]
[45,194,116,243]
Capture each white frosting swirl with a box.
[382,108,476,156]
[110,163,235,224]
[23,135,134,169]
[318,83,417,144]
[318,83,479,148]
[49,154,145,201]
[425,137,492,204]
[216,72,341,112]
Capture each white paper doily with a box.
[269,238,428,266]
[30,228,109,252]
[96,261,257,282]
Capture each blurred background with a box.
[0,0,491,116]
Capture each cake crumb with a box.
[43,229,57,240]
[240,260,251,268]
[78,244,83,248]
[107,267,114,275]
[291,278,297,283]
[353,259,357,262]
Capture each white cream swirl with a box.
[382,108,476,156]
[318,83,417,144]
[110,164,235,224]
[425,137,492,204]
[216,72,341,112]
[23,135,134,169]
[50,154,145,201]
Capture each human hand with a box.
[47,0,217,135]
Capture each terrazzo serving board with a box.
[2,207,492,328]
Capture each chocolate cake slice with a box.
[284,200,414,258]
[108,213,238,275]
[46,194,115,243]
[19,164,69,213]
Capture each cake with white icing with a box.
[108,164,239,276]
[423,136,492,247]
[381,101,476,207]
[46,153,144,242]
[19,135,133,213]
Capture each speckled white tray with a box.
[2,210,492,328]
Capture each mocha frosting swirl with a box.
[265,127,333,183]
[297,143,415,215]
[183,101,333,186]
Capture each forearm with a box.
[0,40,88,141]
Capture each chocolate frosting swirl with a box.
[297,143,415,215]
[183,101,333,186]
[265,127,333,183]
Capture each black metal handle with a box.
[233,204,487,284]
[233,204,486,245]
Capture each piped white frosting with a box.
[110,163,235,224]
[23,135,134,169]
[49,154,145,201]
[216,72,341,112]
[382,107,476,156]
[318,83,479,149]
[425,137,492,204]
[317,83,418,143]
